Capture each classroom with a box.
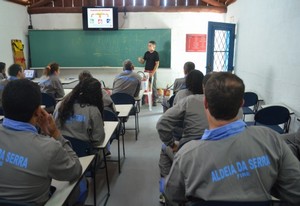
[1,0,300,205]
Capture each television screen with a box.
[82,6,118,31]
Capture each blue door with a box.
[206,22,236,73]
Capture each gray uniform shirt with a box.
[0,79,8,107]
[0,125,82,205]
[173,77,186,94]
[102,89,116,113]
[157,94,208,146]
[54,102,105,147]
[112,70,142,98]
[39,75,65,98]
[165,126,300,204]
[173,89,193,106]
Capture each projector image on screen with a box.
[82,7,119,31]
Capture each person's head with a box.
[45,62,60,76]
[0,62,7,78]
[79,70,93,82]
[185,70,204,94]
[204,72,245,121]
[183,61,195,75]
[148,40,156,52]
[8,64,24,79]
[2,79,41,122]
[58,77,104,126]
[0,62,6,72]
[123,59,134,71]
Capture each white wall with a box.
[226,0,300,132]
[31,12,224,87]
[0,1,29,67]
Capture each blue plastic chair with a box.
[63,136,98,206]
[103,109,124,173]
[242,92,259,120]
[41,93,56,113]
[111,92,139,140]
[246,105,291,134]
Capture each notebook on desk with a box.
[24,70,36,80]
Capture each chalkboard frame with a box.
[28,29,171,68]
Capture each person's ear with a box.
[204,96,209,109]
[241,99,245,107]
[29,106,42,125]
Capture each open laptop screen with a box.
[24,70,35,79]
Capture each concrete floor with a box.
[86,104,164,206]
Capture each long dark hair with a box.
[186,70,204,94]
[58,77,104,126]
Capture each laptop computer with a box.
[24,70,36,80]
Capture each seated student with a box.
[112,59,142,98]
[0,79,84,205]
[39,62,65,98]
[157,70,205,189]
[173,69,204,106]
[165,72,300,205]
[162,62,195,111]
[173,61,195,94]
[0,64,25,108]
[79,70,116,113]
[54,77,105,147]
[282,131,300,161]
[0,62,7,80]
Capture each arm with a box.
[37,108,82,182]
[48,136,82,182]
[272,140,300,204]
[164,153,187,203]
[151,61,160,76]
[138,57,145,64]
[88,108,105,147]
[52,77,65,98]
[156,102,185,146]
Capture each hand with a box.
[37,108,60,139]
[170,142,179,153]
[138,57,143,63]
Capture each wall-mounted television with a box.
[82,6,118,31]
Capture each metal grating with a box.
[213,30,230,71]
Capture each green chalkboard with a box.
[28,29,171,68]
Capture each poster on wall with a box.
[186,34,206,52]
[11,39,26,69]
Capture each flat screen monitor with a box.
[82,6,118,31]
[24,70,36,80]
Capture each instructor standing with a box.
[138,40,160,106]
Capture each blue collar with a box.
[8,76,18,81]
[2,118,38,134]
[202,120,246,141]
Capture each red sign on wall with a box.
[186,34,207,52]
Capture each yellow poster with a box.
[11,39,26,69]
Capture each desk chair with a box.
[188,200,271,206]
[63,136,102,206]
[242,92,259,120]
[41,93,56,113]
[111,92,139,140]
[103,109,124,173]
[246,105,291,134]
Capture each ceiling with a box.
[7,0,237,14]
